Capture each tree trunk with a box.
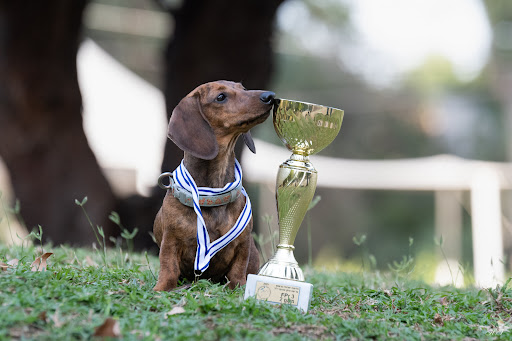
[0,1,116,245]
[161,0,284,172]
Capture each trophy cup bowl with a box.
[244,99,343,312]
[273,99,344,157]
[257,99,344,282]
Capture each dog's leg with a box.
[225,241,254,289]
[247,238,260,275]
[153,235,180,291]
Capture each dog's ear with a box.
[242,131,256,154]
[168,95,219,160]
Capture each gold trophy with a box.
[244,99,344,312]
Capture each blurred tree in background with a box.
[0,1,117,244]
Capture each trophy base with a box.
[257,245,305,281]
[244,274,313,313]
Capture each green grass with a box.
[0,244,511,340]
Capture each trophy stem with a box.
[258,153,317,281]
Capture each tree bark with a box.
[0,1,116,245]
[161,0,284,172]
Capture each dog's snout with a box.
[260,91,275,104]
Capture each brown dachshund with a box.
[153,80,275,291]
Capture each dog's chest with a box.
[179,236,237,281]
[178,209,241,276]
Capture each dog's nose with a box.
[260,91,275,104]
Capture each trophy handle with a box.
[258,153,317,281]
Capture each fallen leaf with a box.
[7,259,19,267]
[31,253,53,272]
[38,311,48,323]
[439,296,448,306]
[1,259,19,271]
[93,317,121,338]
[165,306,185,318]
[433,313,444,326]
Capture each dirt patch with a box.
[271,324,333,340]
[9,324,46,340]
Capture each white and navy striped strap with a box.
[171,159,252,274]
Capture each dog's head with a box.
[168,81,275,160]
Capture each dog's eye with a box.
[215,93,227,103]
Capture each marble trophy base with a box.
[244,274,313,313]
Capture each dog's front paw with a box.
[153,283,168,292]
[153,274,178,291]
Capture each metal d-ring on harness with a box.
[158,172,173,190]
[194,270,202,283]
